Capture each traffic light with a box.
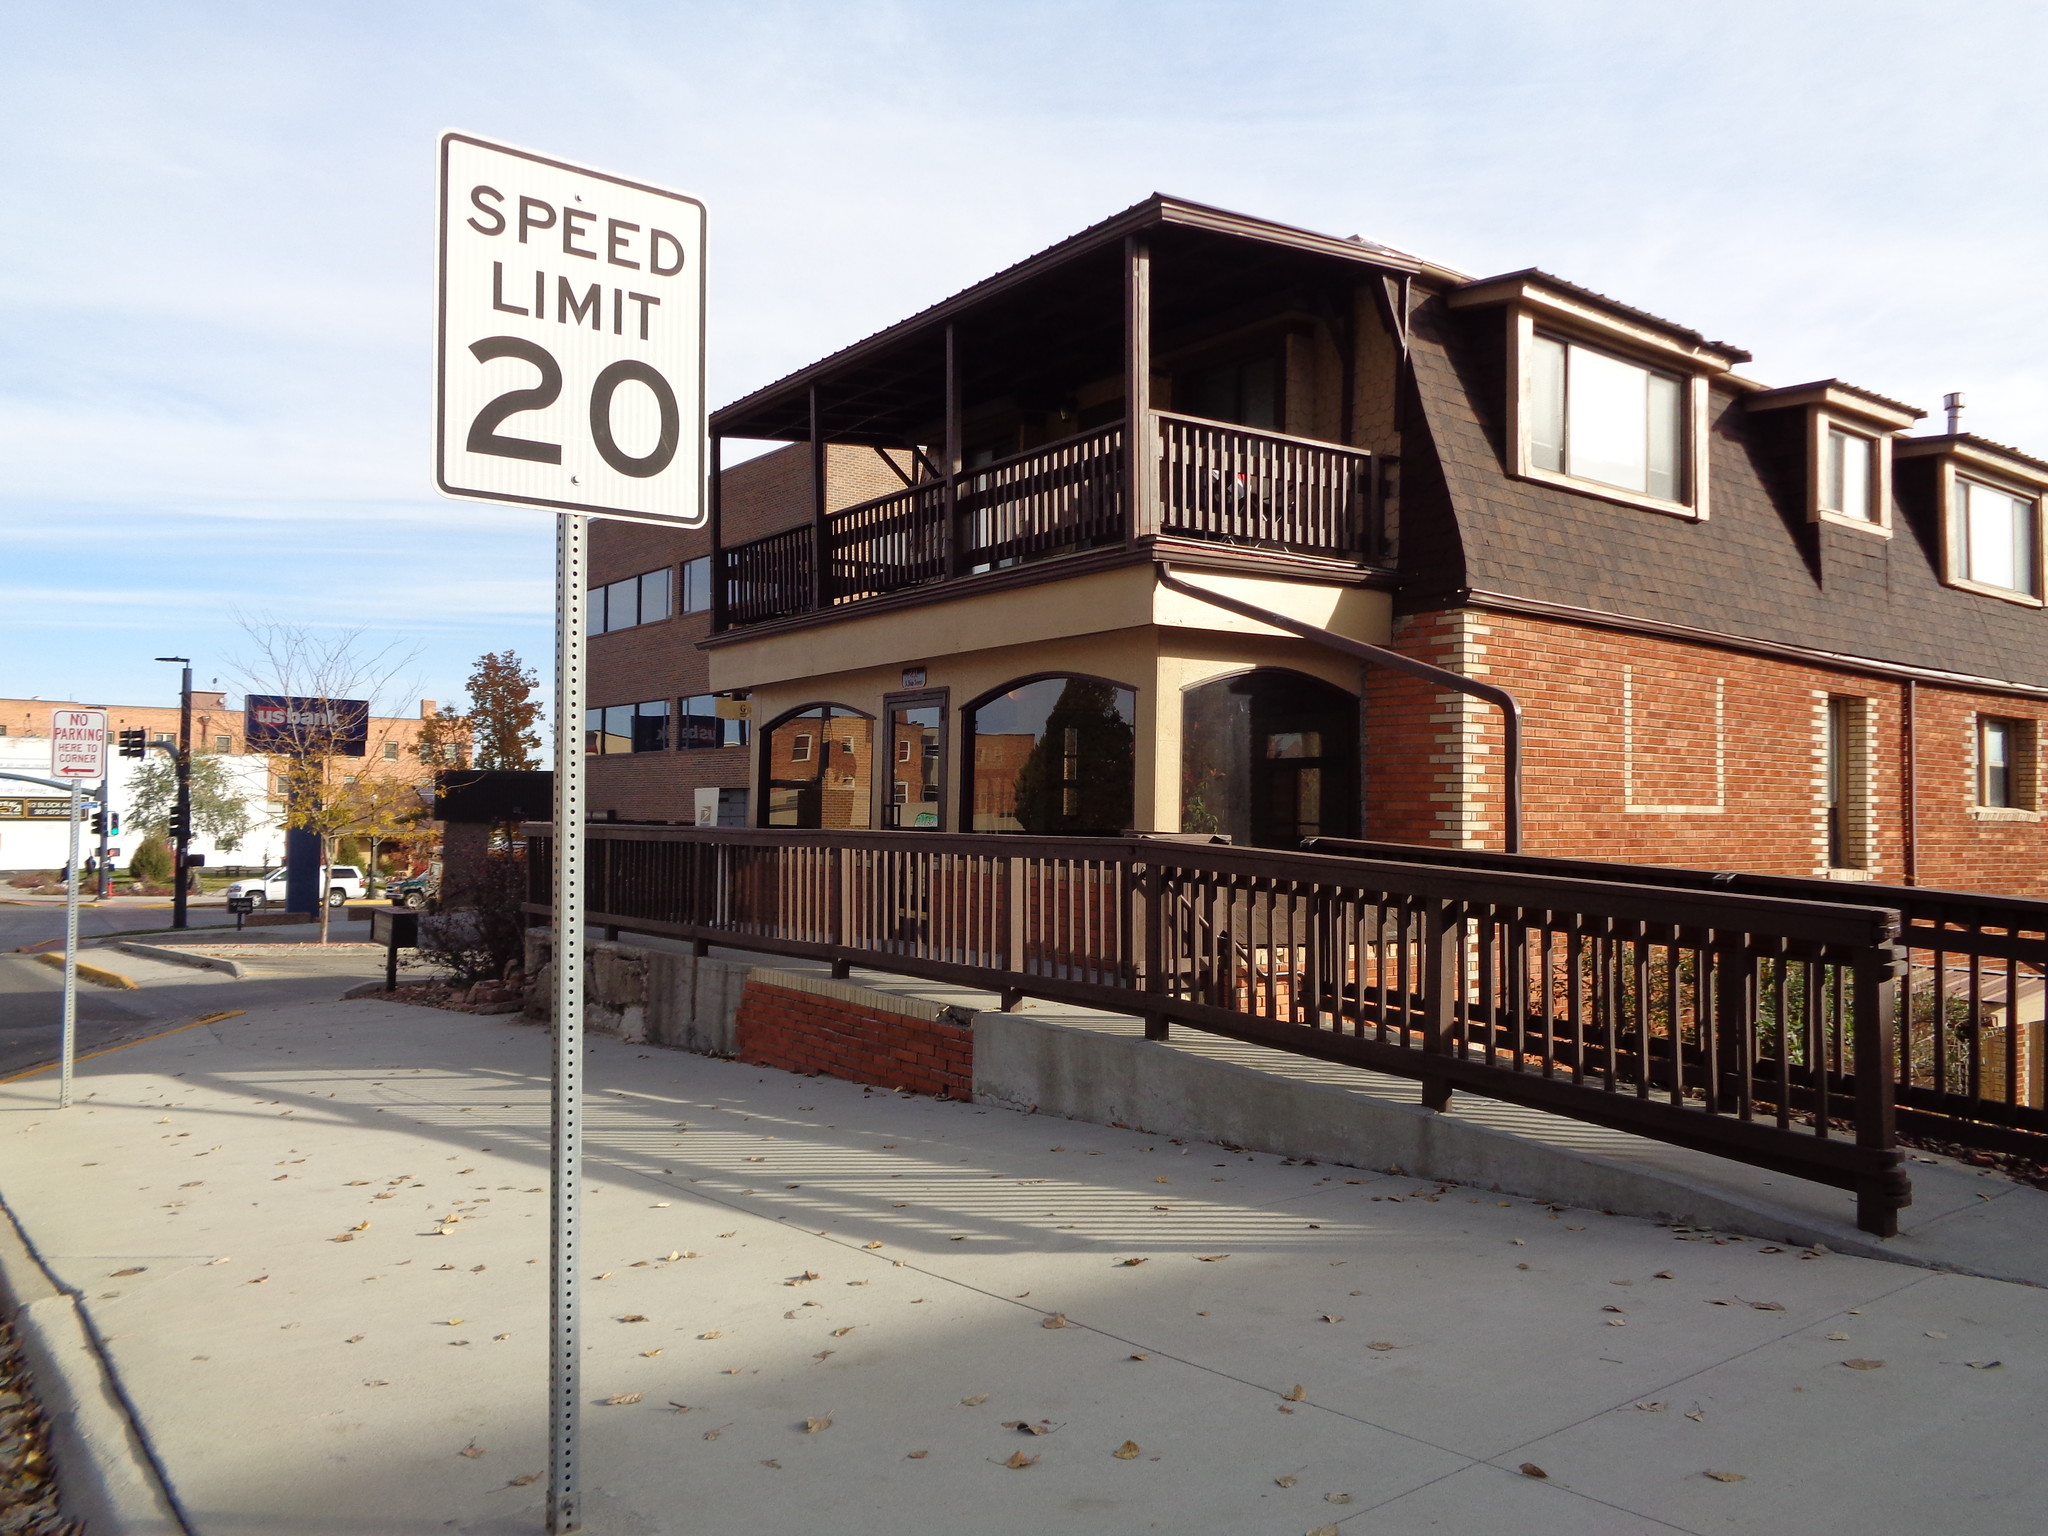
[167,808,192,843]
[90,810,106,836]
[118,728,146,758]
[108,811,119,836]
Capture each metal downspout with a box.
[1155,564,1524,853]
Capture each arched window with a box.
[761,705,874,829]
[963,675,1136,835]
[1181,669,1357,848]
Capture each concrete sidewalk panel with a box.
[0,1200,186,1535]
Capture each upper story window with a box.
[1745,380,1917,537]
[1527,333,1684,502]
[1952,477,2040,598]
[677,694,747,749]
[1179,353,1280,431]
[584,699,669,755]
[680,556,712,615]
[1822,427,1877,522]
[592,567,672,634]
[1976,715,2038,813]
[1448,272,1744,522]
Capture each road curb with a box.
[0,1196,189,1534]
[113,942,247,978]
[32,951,136,989]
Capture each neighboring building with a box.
[584,195,2048,896]
[0,694,442,872]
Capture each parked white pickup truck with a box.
[223,866,366,908]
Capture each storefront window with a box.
[965,676,1135,834]
[763,705,873,828]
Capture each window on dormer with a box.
[1952,477,2040,597]
[1822,427,1878,522]
[1528,334,1684,502]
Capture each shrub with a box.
[128,837,173,884]
[410,849,528,985]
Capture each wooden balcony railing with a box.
[717,415,1383,626]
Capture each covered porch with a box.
[706,195,1420,630]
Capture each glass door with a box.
[883,691,948,830]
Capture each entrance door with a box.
[883,690,948,830]
[1181,669,1358,849]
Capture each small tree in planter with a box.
[128,837,173,887]
[411,848,529,989]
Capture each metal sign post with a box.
[435,130,704,1536]
[60,781,81,1109]
[47,708,106,1110]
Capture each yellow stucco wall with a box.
[717,565,1390,831]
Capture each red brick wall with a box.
[1366,608,2048,897]
[732,980,973,1097]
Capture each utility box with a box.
[370,907,420,949]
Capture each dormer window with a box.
[1821,426,1877,522]
[1449,270,1743,522]
[1895,434,2048,606]
[1744,379,1920,537]
[1527,334,1684,502]
[1952,476,2040,597]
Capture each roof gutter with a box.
[1155,564,1524,852]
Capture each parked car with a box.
[224,866,366,908]
[385,871,437,909]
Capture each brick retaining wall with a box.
[733,979,973,1098]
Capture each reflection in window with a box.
[584,700,669,754]
[592,567,673,633]
[764,706,872,829]
[1181,670,1357,849]
[677,694,748,750]
[965,677,1135,834]
[1822,428,1877,521]
[885,700,945,829]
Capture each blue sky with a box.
[5,1,2045,719]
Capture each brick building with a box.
[585,196,2048,896]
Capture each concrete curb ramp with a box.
[0,1199,187,1534]
[112,942,247,978]
[32,951,136,990]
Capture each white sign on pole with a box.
[50,709,107,780]
[436,132,707,526]
[436,130,706,1536]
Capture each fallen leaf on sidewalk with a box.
[1320,1314,1343,1324]
[459,1443,484,1459]
[247,1276,269,1285]
[1283,1384,1306,1402]
[1128,1354,1149,1362]
[668,1402,693,1413]
[1275,1474,1297,1487]
[906,1449,928,1458]
[864,1241,884,1250]
[110,1267,146,1277]
[1113,1441,1141,1459]
[1632,1401,1666,1412]
[1653,1270,1674,1279]
[1704,1469,1746,1482]
[1960,1360,2004,1369]
[760,1458,781,1469]
[604,1393,643,1405]
[1519,1463,1547,1479]
[699,1330,723,1340]
[831,1327,854,1337]
[1117,1257,1148,1267]
[444,1318,465,1326]
[618,1314,648,1323]
[1841,1359,1885,1370]
[1309,1527,1340,1536]
[508,1472,539,1486]
[1325,1492,1353,1504]
[1196,1254,1230,1262]
[804,1417,831,1433]
[960,1394,990,1406]
[1747,1301,1785,1312]
[1003,1450,1039,1469]
[1685,1407,1706,1423]
[641,1349,663,1358]
[1827,1332,1851,1341]
[1041,1314,1068,1329]
[1366,1342,1397,1352]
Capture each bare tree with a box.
[231,619,419,944]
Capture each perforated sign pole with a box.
[49,708,106,1110]
[436,131,704,1536]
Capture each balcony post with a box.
[944,322,963,578]
[707,431,726,634]
[1125,235,1157,543]
[809,386,826,610]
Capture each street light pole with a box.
[158,657,193,930]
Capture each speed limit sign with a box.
[435,131,705,525]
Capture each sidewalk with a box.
[1,997,2043,1534]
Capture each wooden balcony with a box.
[720,413,1387,628]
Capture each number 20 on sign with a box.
[436,132,706,526]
